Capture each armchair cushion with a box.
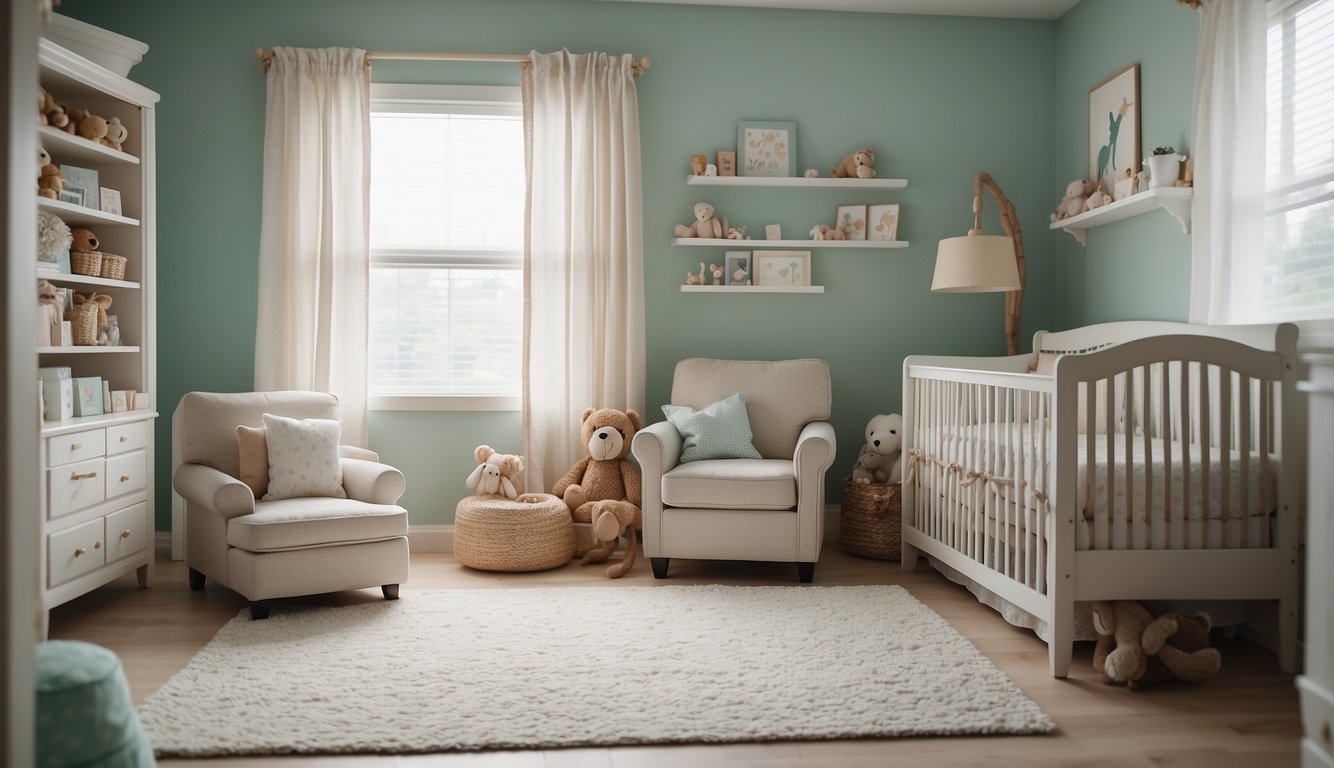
[662,392,762,463]
[671,359,831,458]
[661,459,796,510]
[227,498,407,552]
[261,413,347,501]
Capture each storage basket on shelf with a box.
[98,252,127,281]
[64,298,99,346]
[70,249,101,277]
[840,477,902,560]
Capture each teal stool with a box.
[35,640,155,768]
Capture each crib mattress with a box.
[914,424,1278,550]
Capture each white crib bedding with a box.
[914,423,1278,551]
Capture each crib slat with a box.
[1200,364,1212,549]
[1240,375,1252,549]
[1037,388,1048,594]
[1219,368,1233,547]
[1108,376,1122,550]
[1141,364,1154,550]
[1165,361,1179,549]
[1260,383,1271,548]
[1182,362,1195,549]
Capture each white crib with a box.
[901,321,1305,678]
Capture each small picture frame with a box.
[724,251,752,286]
[111,390,131,413]
[737,120,797,177]
[1113,172,1137,201]
[689,154,708,177]
[764,224,782,241]
[867,203,901,241]
[835,204,869,241]
[133,392,150,411]
[99,187,122,216]
[754,250,811,287]
[716,150,736,177]
[59,165,99,210]
[73,376,103,417]
[58,188,83,207]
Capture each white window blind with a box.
[368,85,524,406]
[1264,0,1334,322]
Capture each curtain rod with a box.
[254,49,651,76]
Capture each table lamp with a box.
[932,171,1026,356]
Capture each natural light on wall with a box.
[367,85,524,408]
[1264,0,1334,323]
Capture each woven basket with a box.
[64,301,99,346]
[98,253,127,281]
[454,492,574,572]
[71,250,101,277]
[840,478,902,560]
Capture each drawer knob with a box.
[93,541,101,550]
[120,529,131,539]
[119,435,128,443]
[74,547,86,557]
[70,443,81,451]
[120,475,130,483]
[70,471,98,481]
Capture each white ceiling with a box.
[594,0,1082,20]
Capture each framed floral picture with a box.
[1089,63,1140,194]
[835,204,868,241]
[754,250,810,287]
[867,203,900,241]
[737,120,796,177]
[725,251,751,285]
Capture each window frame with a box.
[366,83,524,412]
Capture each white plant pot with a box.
[1144,154,1183,189]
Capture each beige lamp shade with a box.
[931,234,1021,293]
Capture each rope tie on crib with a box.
[905,448,965,485]
[960,470,1014,491]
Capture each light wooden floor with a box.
[48,544,1302,768]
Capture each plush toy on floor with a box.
[466,445,525,500]
[551,407,643,578]
[854,413,903,484]
[1091,600,1222,690]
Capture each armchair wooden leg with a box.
[188,567,205,592]
[797,562,815,583]
[250,601,271,620]
[650,557,669,579]
[382,584,400,601]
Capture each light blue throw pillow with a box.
[662,392,762,463]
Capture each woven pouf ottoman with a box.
[455,492,575,571]
[35,640,155,767]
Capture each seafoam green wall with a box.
[1053,0,1200,326]
[60,0,1061,527]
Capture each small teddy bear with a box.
[1092,600,1221,690]
[726,225,749,240]
[708,264,724,285]
[851,446,887,485]
[465,444,524,499]
[859,413,903,484]
[674,201,723,239]
[829,148,876,179]
[66,106,109,146]
[103,116,128,152]
[1051,179,1101,222]
[37,147,63,200]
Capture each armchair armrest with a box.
[793,420,836,476]
[173,463,255,519]
[631,421,683,479]
[341,458,406,505]
[340,444,380,461]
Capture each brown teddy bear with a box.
[829,148,877,179]
[70,227,100,253]
[39,89,70,131]
[37,147,63,199]
[103,116,128,152]
[1091,600,1222,690]
[673,201,723,239]
[465,444,524,500]
[551,407,643,578]
[66,106,109,146]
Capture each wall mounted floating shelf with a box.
[686,175,908,190]
[671,237,908,249]
[1050,186,1193,246]
[680,285,825,294]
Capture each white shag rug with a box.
[137,585,1054,757]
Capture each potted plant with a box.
[1144,146,1183,189]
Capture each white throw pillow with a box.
[261,413,346,501]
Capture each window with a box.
[368,84,524,410]
[1264,0,1334,323]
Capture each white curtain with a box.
[522,49,645,493]
[255,47,371,445]
[1189,0,1268,324]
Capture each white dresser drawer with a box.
[47,457,105,519]
[48,518,106,587]
[48,430,106,467]
[104,502,148,564]
[106,421,149,456]
[104,450,146,501]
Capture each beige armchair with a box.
[631,359,835,583]
[172,391,409,619]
